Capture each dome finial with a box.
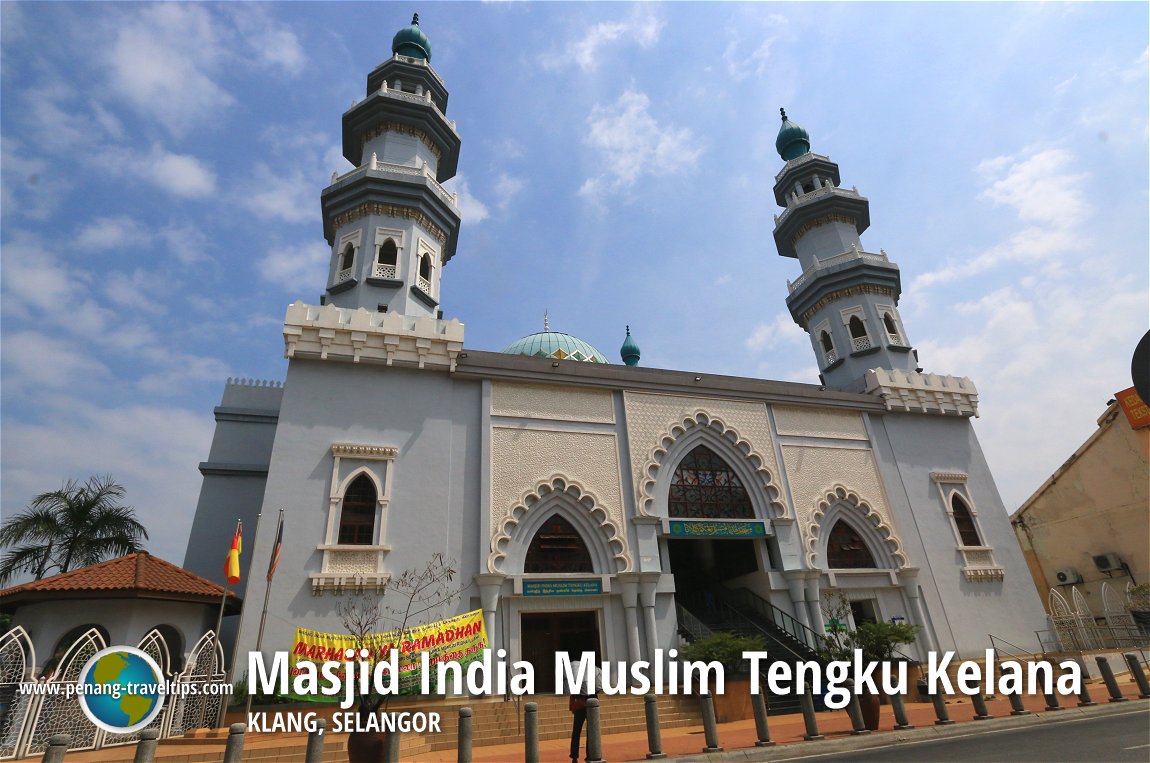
[775,107,810,161]
[543,309,550,332]
[620,325,641,366]
[392,13,432,61]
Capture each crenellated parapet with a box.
[863,368,979,417]
[282,300,464,370]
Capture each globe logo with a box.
[78,646,166,734]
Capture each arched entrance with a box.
[518,513,602,692]
[665,445,763,604]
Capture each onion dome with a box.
[392,13,432,61]
[620,326,641,366]
[502,317,608,364]
[775,107,810,161]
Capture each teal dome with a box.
[620,326,641,366]
[502,331,608,364]
[775,108,810,161]
[392,13,432,61]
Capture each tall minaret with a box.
[771,109,917,392]
[320,14,461,318]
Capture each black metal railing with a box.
[722,587,825,656]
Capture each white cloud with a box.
[0,140,70,221]
[0,401,215,565]
[238,164,315,223]
[493,173,526,212]
[106,4,235,137]
[224,4,306,75]
[1,331,111,393]
[161,224,211,265]
[722,14,789,81]
[94,145,218,199]
[447,176,490,224]
[579,90,700,201]
[76,216,149,251]
[543,8,663,71]
[258,241,330,291]
[910,147,1089,293]
[149,149,218,198]
[745,313,806,353]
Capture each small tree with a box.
[819,590,919,662]
[0,476,148,584]
[339,553,461,712]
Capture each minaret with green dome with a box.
[771,109,917,392]
[318,14,461,318]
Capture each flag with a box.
[267,513,284,582]
[225,521,242,586]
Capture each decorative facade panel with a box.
[492,383,615,423]
[781,444,894,548]
[622,392,781,514]
[490,427,624,538]
[773,405,868,440]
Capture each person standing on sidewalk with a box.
[568,650,602,762]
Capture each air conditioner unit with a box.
[1093,553,1123,572]
[1054,567,1082,585]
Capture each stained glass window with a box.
[668,445,754,519]
[525,514,593,573]
[338,474,376,545]
[951,495,982,547]
[826,520,877,568]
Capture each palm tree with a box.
[0,476,149,585]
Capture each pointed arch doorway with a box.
[664,445,765,605]
[518,514,603,692]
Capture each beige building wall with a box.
[1011,402,1150,617]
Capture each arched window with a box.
[826,520,877,568]
[668,445,754,519]
[848,316,867,339]
[419,253,431,281]
[883,313,900,342]
[378,239,398,267]
[951,495,982,547]
[340,243,355,271]
[524,514,593,573]
[337,474,377,545]
[820,331,834,353]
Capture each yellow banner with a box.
[289,609,487,698]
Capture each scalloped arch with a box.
[489,475,631,574]
[0,625,36,681]
[637,410,787,519]
[806,484,906,569]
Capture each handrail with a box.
[712,600,818,665]
[988,633,1042,661]
[675,605,714,643]
[723,588,824,654]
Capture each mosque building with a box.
[182,15,1048,692]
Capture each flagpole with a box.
[245,509,284,720]
[214,511,262,729]
[209,518,240,729]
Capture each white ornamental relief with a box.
[623,393,785,518]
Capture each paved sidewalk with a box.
[445,679,1149,763]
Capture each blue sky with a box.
[1,2,1147,566]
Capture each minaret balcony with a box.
[374,86,458,135]
[851,335,874,353]
[332,158,458,210]
[416,275,432,295]
[787,248,889,293]
[373,263,398,280]
[336,266,355,284]
[772,187,871,260]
